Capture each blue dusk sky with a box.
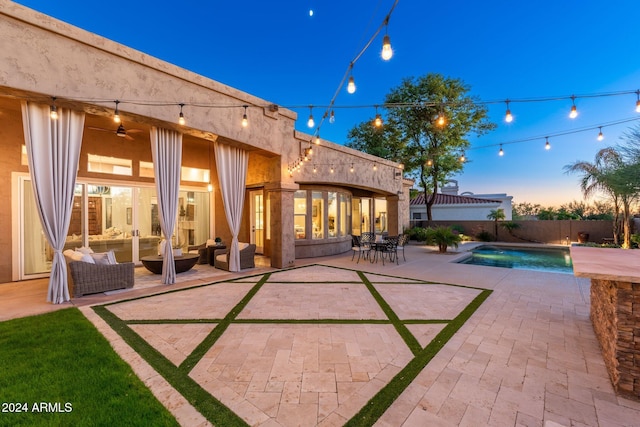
[13,0,640,206]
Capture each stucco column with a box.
[387,195,400,236]
[266,184,297,269]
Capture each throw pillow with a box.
[106,250,117,265]
[90,252,110,265]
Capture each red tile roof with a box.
[410,193,502,206]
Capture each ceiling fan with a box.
[87,124,144,141]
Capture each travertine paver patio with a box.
[9,243,640,426]
[92,264,487,426]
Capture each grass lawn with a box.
[0,308,178,427]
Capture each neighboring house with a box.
[410,180,513,221]
[0,4,412,285]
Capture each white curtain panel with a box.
[214,141,248,271]
[151,127,183,284]
[21,101,85,303]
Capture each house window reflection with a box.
[294,190,306,240]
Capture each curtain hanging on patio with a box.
[21,101,85,304]
[151,127,183,284]
[214,141,248,272]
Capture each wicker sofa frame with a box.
[213,244,256,271]
[67,261,135,297]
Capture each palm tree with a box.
[425,226,461,253]
[486,209,505,241]
[564,147,638,248]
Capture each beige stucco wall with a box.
[0,2,408,282]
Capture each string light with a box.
[350,163,354,173]
[436,107,446,127]
[329,110,335,123]
[426,159,433,166]
[178,103,185,125]
[241,105,248,128]
[544,137,550,150]
[347,74,356,94]
[569,95,578,119]
[113,100,121,123]
[373,105,383,128]
[307,106,315,128]
[459,153,466,162]
[381,18,393,61]
[49,96,58,120]
[597,127,604,141]
[504,100,513,123]
[315,135,320,145]
[373,162,377,171]
[499,144,504,156]
[330,165,334,173]
[313,164,317,173]
[636,90,640,113]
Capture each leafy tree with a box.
[346,73,495,221]
[512,202,541,219]
[487,209,505,241]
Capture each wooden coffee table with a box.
[140,254,199,274]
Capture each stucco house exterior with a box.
[0,2,412,287]
[410,180,513,222]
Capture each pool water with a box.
[459,245,573,274]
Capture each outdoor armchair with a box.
[213,243,256,271]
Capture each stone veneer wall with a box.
[590,278,640,398]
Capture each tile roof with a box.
[410,193,502,206]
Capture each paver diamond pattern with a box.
[130,323,217,365]
[94,264,490,427]
[107,282,256,320]
[190,324,414,425]
[238,283,387,320]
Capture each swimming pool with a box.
[459,245,573,274]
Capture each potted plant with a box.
[425,226,462,253]
[214,237,222,246]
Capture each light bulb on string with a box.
[636,91,640,113]
[307,106,315,128]
[373,105,383,128]
[426,159,433,167]
[113,100,121,123]
[241,105,248,128]
[347,70,356,94]
[313,164,317,173]
[350,164,354,173]
[436,108,446,127]
[545,137,551,150]
[329,110,335,123]
[330,165,334,174]
[499,145,504,156]
[381,34,393,61]
[50,97,58,120]
[597,127,604,141]
[178,103,185,125]
[459,153,466,162]
[373,162,377,171]
[315,134,320,145]
[569,95,578,119]
[504,100,513,123]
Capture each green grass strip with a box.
[344,289,493,426]
[94,305,249,427]
[179,272,271,373]
[0,308,178,427]
[357,271,422,356]
[232,318,391,324]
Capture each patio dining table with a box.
[370,240,395,265]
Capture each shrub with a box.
[425,226,462,253]
[475,230,494,242]
[407,227,429,242]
